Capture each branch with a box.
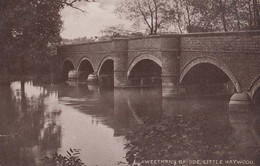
[175,0,183,33]
[157,16,168,29]
[134,0,153,33]
[147,2,154,34]
[62,0,93,13]
[63,0,78,5]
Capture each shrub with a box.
[43,149,86,166]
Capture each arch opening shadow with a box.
[78,59,94,82]
[253,88,260,112]
[98,59,114,87]
[128,59,162,87]
[61,59,74,82]
[180,63,236,96]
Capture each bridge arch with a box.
[180,57,242,93]
[127,54,162,87]
[127,54,162,77]
[97,56,114,85]
[248,76,260,97]
[249,76,260,108]
[97,56,114,76]
[77,57,95,82]
[61,58,75,81]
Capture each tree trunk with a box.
[148,3,154,34]
[21,54,25,75]
[135,1,153,34]
[0,65,10,85]
[253,0,260,29]
[21,78,27,112]
[233,0,241,31]
[219,0,228,31]
[0,49,10,85]
[176,0,183,33]
[185,3,191,27]
[248,0,253,29]
[153,0,158,34]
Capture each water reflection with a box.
[0,81,259,166]
[125,99,260,165]
[228,112,260,165]
[229,113,260,149]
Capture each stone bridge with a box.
[58,31,260,111]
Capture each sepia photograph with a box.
[0,0,260,165]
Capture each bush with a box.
[43,149,86,166]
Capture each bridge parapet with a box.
[181,31,260,54]
[128,36,161,51]
[59,40,113,54]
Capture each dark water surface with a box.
[0,81,259,166]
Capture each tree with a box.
[0,0,90,83]
[253,0,260,29]
[115,0,175,35]
[173,0,260,33]
[172,0,216,33]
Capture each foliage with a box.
[0,0,90,76]
[115,0,260,34]
[124,113,259,165]
[100,24,135,37]
[43,149,86,166]
[115,0,175,35]
[61,36,98,44]
[172,0,260,33]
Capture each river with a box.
[0,81,259,166]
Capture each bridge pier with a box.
[67,69,98,83]
[161,38,180,98]
[68,69,78,81]
[229,112,257,151]
[161,74,179,97]
[114,70,128,87]
[113,39,129,88]
[229,92,252,112]
[87,72,98,82]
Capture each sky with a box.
[60,0,131,39]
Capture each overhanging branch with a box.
[62,0,96,13]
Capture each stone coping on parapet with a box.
[113,30,260,40]
[58,30,260,47]
[58,39,113,47]
[180,30,260,37]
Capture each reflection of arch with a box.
[0,58,3,71]
[253,115,260,140]
[180,57,241,92]
[61,59,75,81]
[127,54,162,77]
[127,98,144,125]
[97,56,114,76]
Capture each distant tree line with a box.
[115,0,260,34]
[61,36,99,45]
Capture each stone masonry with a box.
[58,31,260,108]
